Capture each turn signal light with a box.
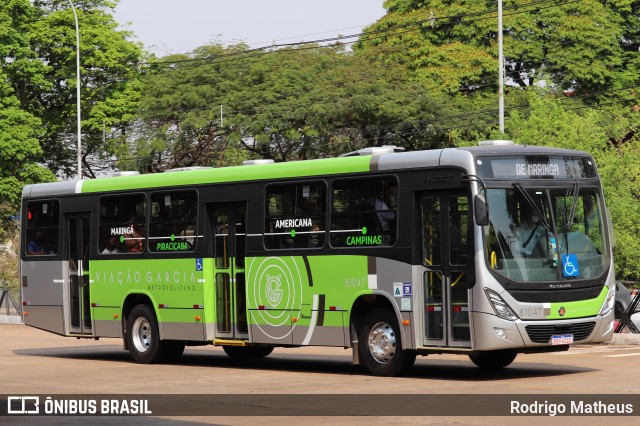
[195,316,201,321]
[402,320,410,326]
[113,314,118,319]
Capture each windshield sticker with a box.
[561,254,579,277]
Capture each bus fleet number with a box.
[519,307,543,317]
[345,278,366,288]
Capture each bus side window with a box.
[330,177,398,248]
[98,194,147,254]
[25,200,60,256]
[149,191,198,253]
[264,182,326,250]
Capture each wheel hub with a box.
[368,321,396,364]
[132,317,152,353]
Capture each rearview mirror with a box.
[474,194,489,226]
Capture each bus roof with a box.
[22,144,593,198]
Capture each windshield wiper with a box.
[512,182,550,231]
[565,181,580,230]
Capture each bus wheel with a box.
[468,349,517,370]
[222,345,274,360]
[358,308,416,376]
[126,304,167,364]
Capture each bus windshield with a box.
[483,185,609,282]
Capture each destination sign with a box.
[477,156,597,180]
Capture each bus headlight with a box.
[485,289,519,321]
[598,285,616,317]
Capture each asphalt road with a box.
[2,323,640,425]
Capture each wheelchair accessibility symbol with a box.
[195,258,203,271]
[561,254,579,277]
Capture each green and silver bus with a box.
[20,140,616,376]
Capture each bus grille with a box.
[525,322,596,343]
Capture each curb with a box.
[0,315,23,324]
[608,333,640,345]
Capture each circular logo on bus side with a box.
[558,307,566,317]
[247,256,304,340]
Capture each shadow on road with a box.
[14,344,597,381]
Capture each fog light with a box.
[494,328,507,340]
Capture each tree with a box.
[358,1,640,94]
[0,232,20,305]
[0,74,55,242]
[5,0,144,178]
[132,42,449,168]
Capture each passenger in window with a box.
[281,236,295,249]
[102,236,121,254]
[309,224,321,248]
[27,231,48,255]
[124,220,144,253]
[366,192,396,232]
[513,210,545,257]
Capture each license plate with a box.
[551,334,573,345]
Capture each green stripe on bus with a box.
[81,156,372,193]
[547,286,609,319]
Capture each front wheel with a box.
[358,308,416,376]
[468,349,517,370]
[126,304,168,364]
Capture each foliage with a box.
[0,74,55,242]
[2,0,144,178]
[358,0,640,94]
[132,43,450,169]
[505,95,640,280]
[0,232,20,304]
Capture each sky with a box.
[114,1,387,56]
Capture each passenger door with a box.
[420,192,472,348]
[208,203,248,340]
[66,213,92,335]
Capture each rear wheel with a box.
[468,349,517,370]
[126,304,168,364]
[222,345,274,360]
[358,308,416,376]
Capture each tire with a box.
[126,304,168,364]
[358,308,416,376]
[222,345,274,360]
[469,349,517,370]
